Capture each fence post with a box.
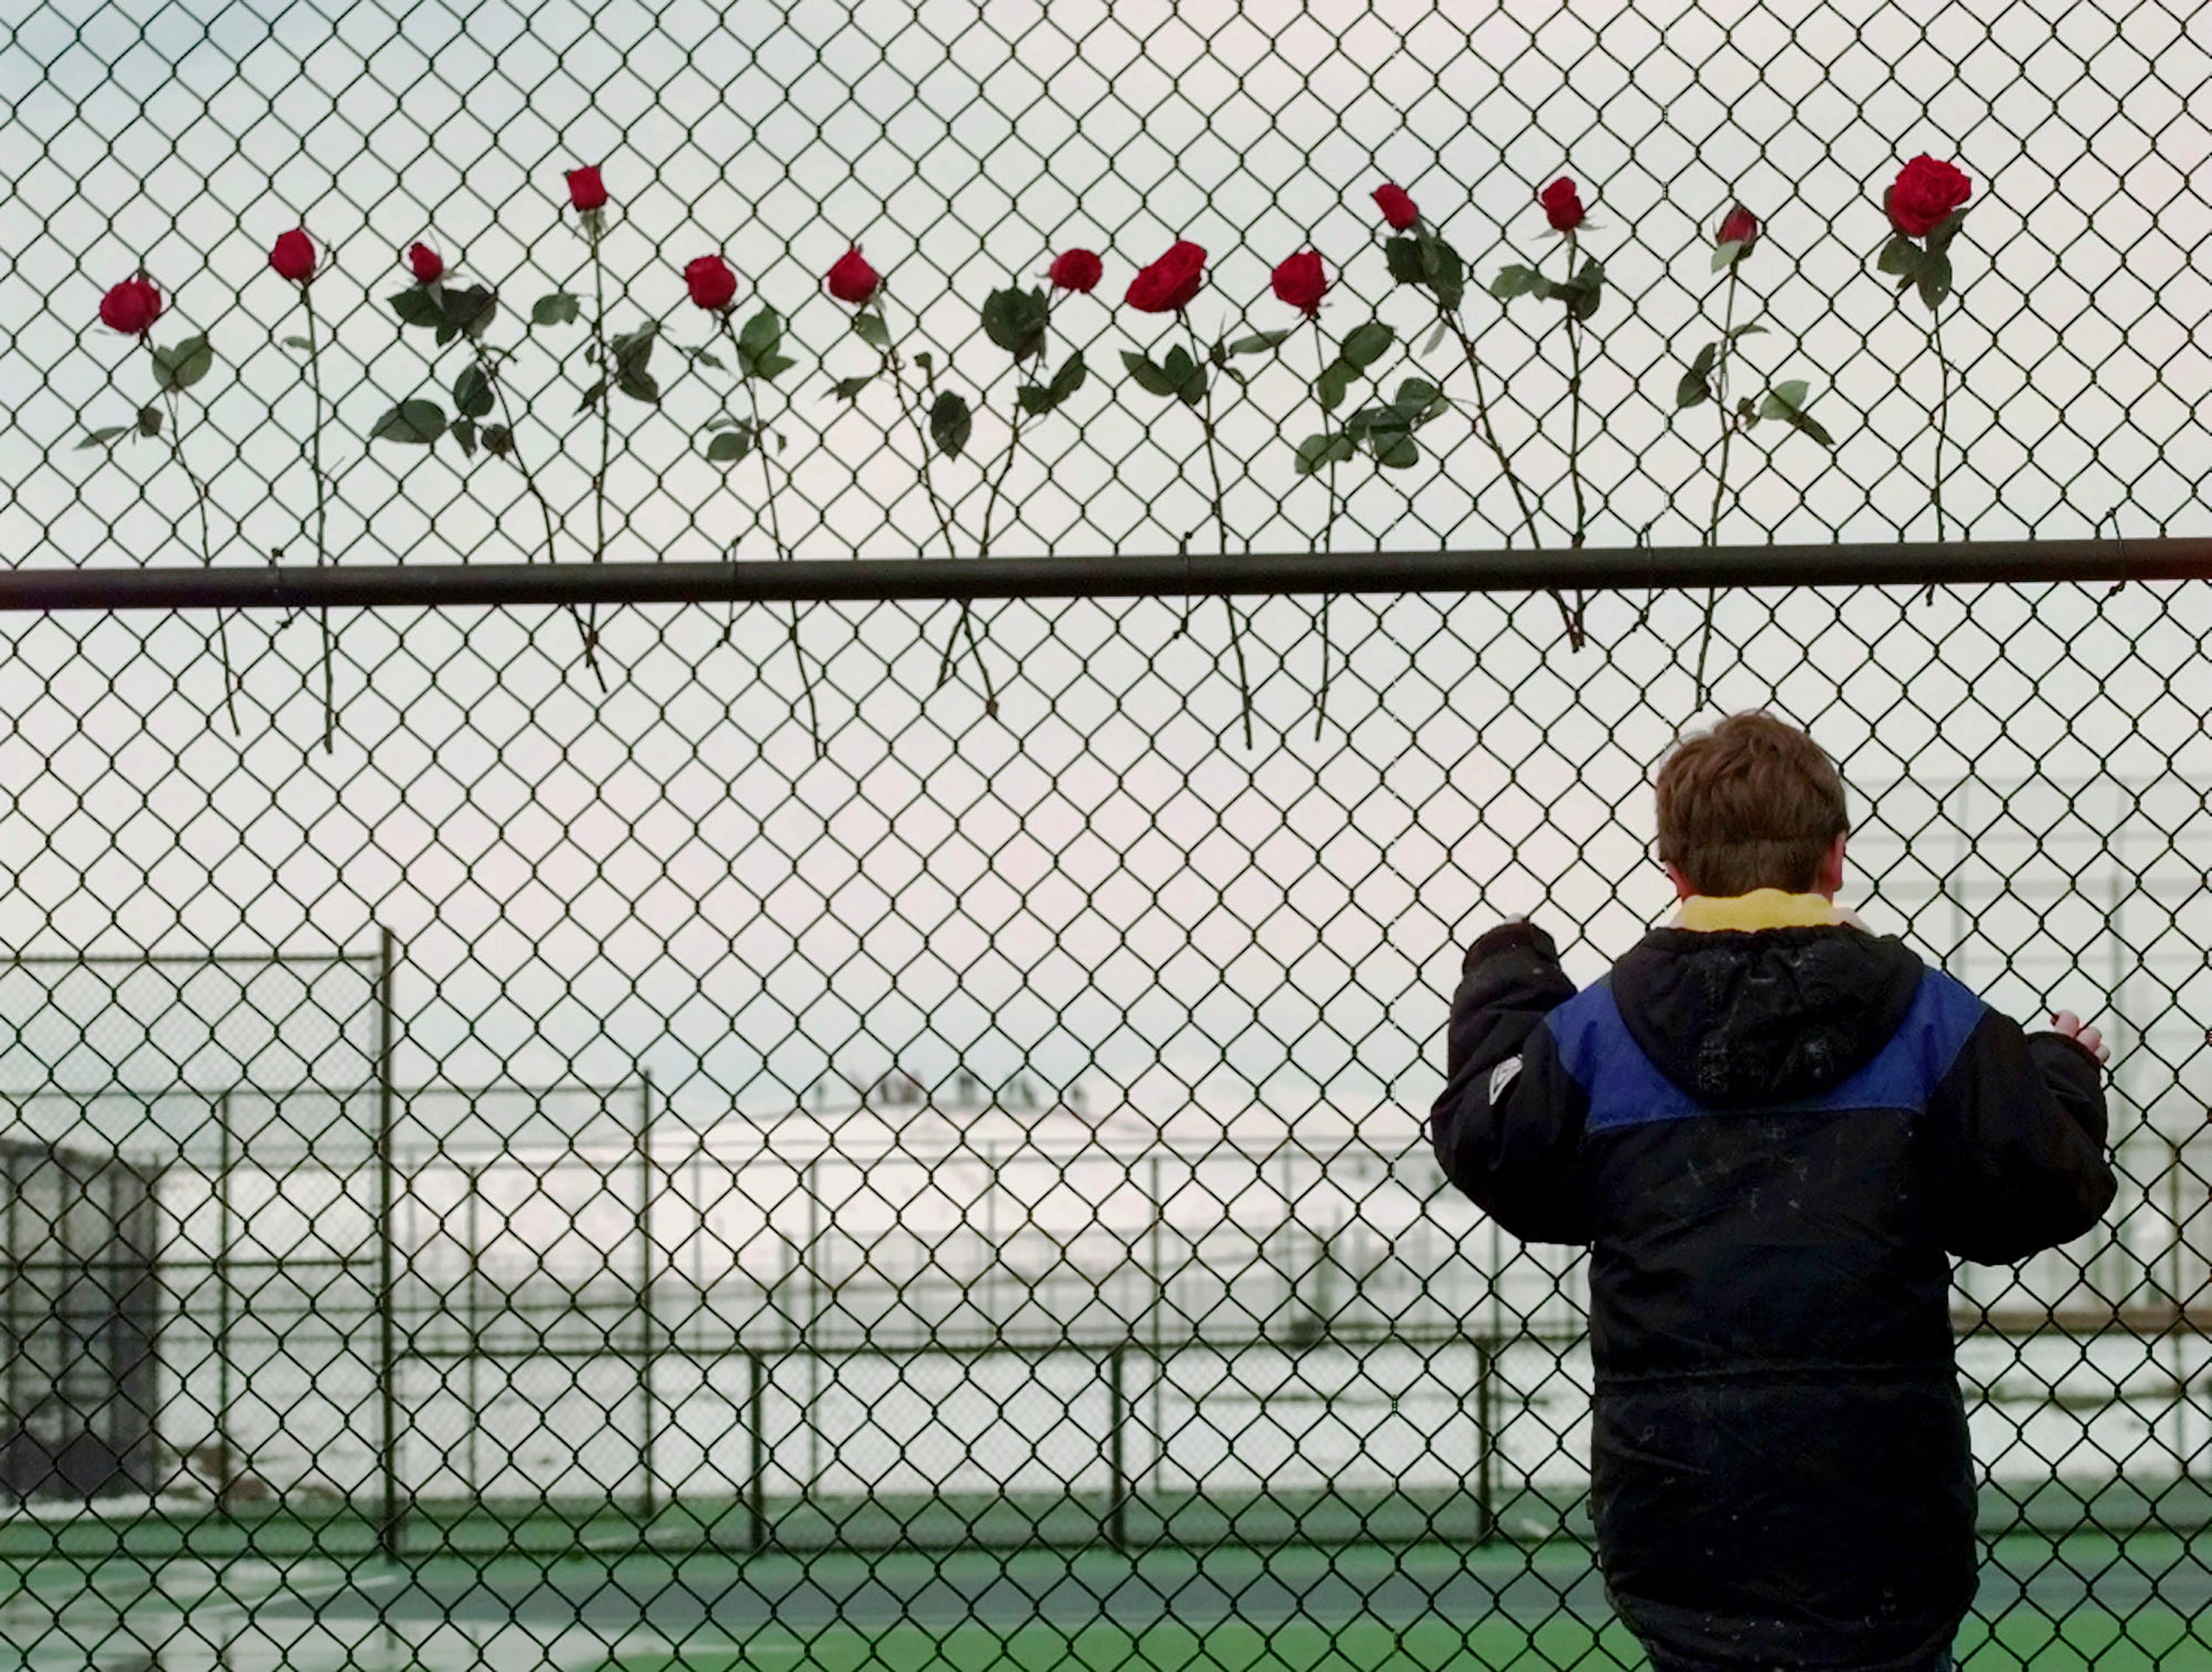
[215,1091,233,1514]
[747,1347,767,1554]
[1104,1345,1129,1552]
[1475,1333,1495,1544]
[636,1071,656,1524]
[1149,1150,1165,1494]
[466,1162,482,1498]
[375,924,403,1561]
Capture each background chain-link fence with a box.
[6,0,2212,1668]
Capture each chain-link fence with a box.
[7,0,2212,1666]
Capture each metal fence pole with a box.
[746,1347,767,1554]
[1475,1336,1495,1544]
[375,924,403,1561]
[636,1070,656,1523]
[215,1092,233,1513]
[1105,1344,1127,1552]
[467,1162,482,1498]
[1149,1150,1165,1494]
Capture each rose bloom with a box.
[1271,251,1326,317]
[1887,156,1971,239]
[1540,177,1586,234]
[1048,249,1102,293]
[1372,184,1419,231]
[407,242,444,284]
[1125,240,1206,313]
[827,246,880,305]
[685,254,739,312]
[1717,204,1759,251]
[566,166,608,212]
[99,277,162,336]
[270,229,316,282]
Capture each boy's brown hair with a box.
[1655,711,1849,896]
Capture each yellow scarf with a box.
[1673,889,1862,932]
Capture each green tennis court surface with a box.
[5,1532,2210,1672]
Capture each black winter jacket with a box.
[1430,918,2114,1672]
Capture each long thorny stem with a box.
[1562,232,1589,646]
[1694,263,1743,707]
[1186,311,1252,752]
[728,315,824,758]
[1445,307,1577,648]
[1927,301,1950,604]
[166,387,240,735]
[1312,315,1338,741]
[586,236,610,666]
[935,361,1023,716]
[302,285,335,751]
[483,345,604,693]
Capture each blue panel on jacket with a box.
[1547,967,1986,1132]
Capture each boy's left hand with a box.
[2049,1011,2110,1065]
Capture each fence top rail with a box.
[1,538,2206,612]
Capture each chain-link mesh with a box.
[7,0,2212,1666]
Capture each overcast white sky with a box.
[0,0,2206,1169]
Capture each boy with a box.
[1430,712,2115,1672]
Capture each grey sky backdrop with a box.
[0,0,2206,1173]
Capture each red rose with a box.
[685,254,739,312]
[566,166,608,212]
[1048,249,1102,293]
[98,277,162,336]
[827,246,880,305]
[1125,240,1206,313]
[407,242,444,285]
[270,228,316,283]
[1372,184,1419,231]
[1717,204,1759,251]
[1271,251,1326,317]
[1886,155,1970,239]
[1540,177,1586,234]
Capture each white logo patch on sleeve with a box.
[1488,1055,1523,1106]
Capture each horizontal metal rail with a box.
[2,537,2207,611]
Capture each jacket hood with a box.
[1610,925,1927,1106]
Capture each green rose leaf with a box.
[1315,359,1355,413]
[150,334,214,394]
[1568,257,1606,322]
[136,404,162,437]
[1689,341,1720,378]
[453,364,495,419]
[1736,395,1758,422]
[531,292,582,327]
[1767,378,1810,411]
[739,307,782,359]
[282,335,312,350]
[390,288,444,329]
[1876,235,1921,280]
[914,352,933,372]
[1339,322,1394,371]
[1924,206,1971,256]
[1916,252,1953,312]
[1417,233,1464,311]
[1391,378,1447,426]
[611,322,658,375]
[851,310,891,350]
[685,348,727,371]
[439,284,496,344]
[1489,264,1546,302]
[981,286,1048,361]
[369,399,447,444]
[705,413,742,431]
[75,426,132,450]
[1383,237,1425,286]
[1676,370,1713,410]
[451,417,478,457]
[1048,350,1087,404]
[1121,350,1178,398]
[1161,344,1206,406]
[1727,323,1769,341]
[1293,431,1356,476]
[1370,430,1421,469]
[930,389,972,457]
[753,351,797,382]
[1015,384,1052,415]
[616,367,661,404]
[706,428,754,464]
[577,378,608,412]
[1710,239,1746,274]
[1228,329,1294,357]
[830,372,875,402]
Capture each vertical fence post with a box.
[1475,1333,1495,1544]
[375,924,403,1561]
[636,1070,656,1524]
[1149,1150,1165,1495]
[466,1162,482,1498]
[215,1091,233,1513]
[3,1148,18,1460]
[747,1347,767,1553]
[1105,1343,1127,1553]
[804,1155,821,1491]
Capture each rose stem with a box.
[1562,231,1588,649]
[302,280,335,750]
[1927,296,1950,604]
[481,347,603,692]
[1186,309,1252,752]
[164,386,240,735]
[726,314,824,758]
[1443,299,1569,641]
[1312,313,1337,742]
[1695,261,1744,708]
[587,230,610,667]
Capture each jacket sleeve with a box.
[1921,1008,2116,1266]
[1429,920,1592,1245]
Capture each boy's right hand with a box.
[2048,1010,2110,1065]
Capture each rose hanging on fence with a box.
[82,272,238,730]
[1875,155,1972,590]
[268,226,344,749]
[1669,201,1837,703]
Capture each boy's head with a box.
[1655,712,1849,898]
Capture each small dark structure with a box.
[1,1134,159,1501]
